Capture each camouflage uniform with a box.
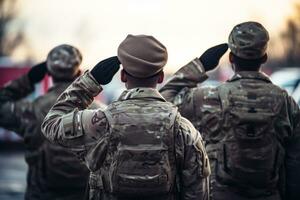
[0,74,104,200]
[42,71,211,200]
[160,58,300,200]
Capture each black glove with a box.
[90,56,121,85]
[199,43,228,71]
[28,62,48,84]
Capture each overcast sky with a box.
[13,0,298,72]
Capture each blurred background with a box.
[0,0,300,199]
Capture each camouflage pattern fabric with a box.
[0,74,105,200]
[47,44,82,80]
[160,58,300,200]
[42,71,210,200]
[228,21,269,59]
[100,92,178,197]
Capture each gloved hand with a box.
[199,43,228,71]
[28,62,48,84]
[90,56,121,85]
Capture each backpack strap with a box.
[193,88,204,121]
[102,108,113,128]
[217,84,231,130]
[97,108,114,193]
[169,107,180,195]
[217,85,230,114]
[169,106,178,129]
[167,106,178,168]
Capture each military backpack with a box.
[214,79,285,197]
[99,100,178,197]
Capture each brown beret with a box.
[117,34,168,78]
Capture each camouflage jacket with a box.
[160,58,300,200]
[42,71,211,200]
[0,74,104,200]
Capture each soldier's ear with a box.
[229,52,234,63]
[76,70,82,76]
[261,54,268,64]
[121,69,127,83]
[157,71,164,84]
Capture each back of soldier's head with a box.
[47,44,82,81]
[228,21,269,71]
[117,34,168,88]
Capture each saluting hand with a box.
[90,56,121,85]
[199,43,228,72]
[28,62,48,85]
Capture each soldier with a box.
[160,21,300,200]
[0,44,104,200]
[42,34,211,200]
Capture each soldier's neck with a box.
[232,63,262,72]
[126,82,157,90]
[234,66,261,73]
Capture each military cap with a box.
[47,44,82,80]
[117,34,168,78]
[228,21,269,59]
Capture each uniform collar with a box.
[118,87,166,102]
[228,71,272,83]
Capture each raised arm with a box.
[0,62,47,135]
[160,44,228,121]
[160,58,208,102]
[41,57,120,159]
